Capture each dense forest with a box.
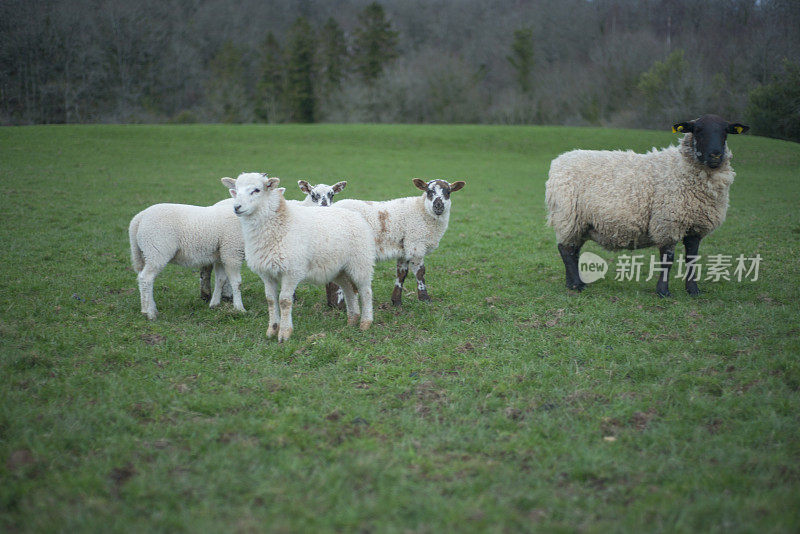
[1,0,799,139]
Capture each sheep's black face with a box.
[673,114,749,169]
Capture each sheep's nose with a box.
[433,198,444,214]
[709,151,722,159]
[321,200,328,206]
[234,205,242,214]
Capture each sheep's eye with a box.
[251,188,260,195]
[426,190,434,199]
[311,194,319,202]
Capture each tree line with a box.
[1,0,798,140]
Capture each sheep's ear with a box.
[727,123,749,135]
[298,180,312,194]
[332,181,347,193]
[672,121,694,134]
[449,180,466,192]
[221,177,237,197]
[412,178,428,191]
[265,177,280,189]
[275,187,286,196]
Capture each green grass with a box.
[1,124,799,532]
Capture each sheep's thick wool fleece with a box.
[129,199,243,271]
[241,199,374,285]
[545,134,735,250]
[336,195,449,261]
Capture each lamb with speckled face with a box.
[222,173,375,342]
[545,114,749,296]
[335,178,466,306]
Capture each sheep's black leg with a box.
[656,245,675,297]
[200,265,213,301]
[391,259,409,306]
[558,243,585,291]
[683,234,702,296]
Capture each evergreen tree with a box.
[206,41,250,123]
[256,32,286,122]
[286,17,317,122]
[507,28,535,94]
[319,17,348,89]
[352,2,398,84]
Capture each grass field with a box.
[1,124,799,532]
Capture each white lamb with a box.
[335,178,466,306]
[129,199,245,320]
[545,114,749,296]
[221,173,375,342]
[199,180,347,301]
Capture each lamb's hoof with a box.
[200,292,211,302]
[657,290,671,298]
[143,311,158,321]
[278,328,292,343]
[418,292,431,302]
[359,320,372,331]
[347,315,360,327]
[567,282,586,291]
[209,301,220,309]
[686,286,701,296]
[266,323,279,338]
[391,298,402,307]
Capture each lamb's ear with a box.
[298,180,312,194]
[265,177,280,189]
[412,178,428,191]
[275,187,286,197]
[332,181,347,194]
[221,177,237,197]
[672,121,694,134]
[727,123,749,135]
[449,180,466,192]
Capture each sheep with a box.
[334,178,466,306]
[199,180,347,303]
[221,173,374,342]
[545,114,749,296]
[129,198,245,320]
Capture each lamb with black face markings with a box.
[335,178,466,306]
[545,114,749,297]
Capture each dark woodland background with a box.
[2,0,799,140]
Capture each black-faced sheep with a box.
[545,114,749,296]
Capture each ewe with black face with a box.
[545,114,749,296]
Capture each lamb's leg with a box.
[220,262,245,312]
[137,263,162,320]
[335,276,360,326]
[557,243,586,291]
[409,258,431,301]
[200,265,212,302]
[655,245,675,298]
[209,261,225,308]
[683,234,702,296]
[262,275,280,338]
[326,282,345,309]
[356,279,373,330]
[277,276,300,342]
[391,259,409,306]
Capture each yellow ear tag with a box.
[672,125,683,133]
[735,126,743,134]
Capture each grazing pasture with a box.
[1,124,799,532]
